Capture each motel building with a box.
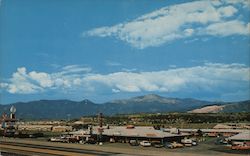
[88,125,190,144]
[68,125,190,144]
[228,131,250,149]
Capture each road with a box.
[0,138,249,156]
[0,140,118,156]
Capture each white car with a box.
[140,141,151,147]
[192,141,197,146]
[50,137,62,141]
[181,139,193,147]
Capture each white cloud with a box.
[61,65,92,74]
[29,71,53,88]
[121,68,137,72]
[217,5,238,17]
[84,0,249,49]
[0,67,44,94]
[83,63,250,95]
[0,65,90,94]
[1,63,249,100]
[184,28,194,36]
[0,83,9,89]
[184,38,199,44]
[203,20,250,36]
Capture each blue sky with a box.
[0,0,250,104]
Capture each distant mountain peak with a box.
[133,94,163,100]
[80,99,95,104]
[130,94,173,103]
[111,94,178,104]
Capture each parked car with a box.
[164,142,174,149]
[129,140,139,146]
[152,142,164,148]
[109,138,115,143]
[181,138,193,147]
[171,142,184,148]
[49,137,67,143]
[192,140,198,146]
[140,140,151,147]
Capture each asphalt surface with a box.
[0,141,119,156]
[0,137,249,156]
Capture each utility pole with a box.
[98,113,104,144]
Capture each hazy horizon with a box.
[1,93,250,105]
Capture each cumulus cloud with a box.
[1,63,249,100]
[203,20,250,36]
[84,0,250,49]
[29,71,53,88]
[0,65,91,94]
[1,67,43,94]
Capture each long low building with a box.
[228,131,250,150]
[52,126,73,132]
[18,125,72,132]
[228,131,250,142]
[163,128,247,137]
[67,125,190,143]
[18,125,53,131]
[91,125,190,143]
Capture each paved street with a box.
[0,138,249,156]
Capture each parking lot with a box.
[1,137,249,156]
[102,137,250,155]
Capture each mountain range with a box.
[0,94,249,119]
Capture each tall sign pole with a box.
[98,113,104,143]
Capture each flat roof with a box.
[228,131,250,141]
[164,128,247,133]
[92,126,188,138]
